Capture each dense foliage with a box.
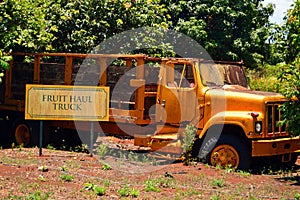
[0,0,275,67]
[163,0,274,68]
[0,0,299,133]
[272,0,300,136]
[278,58,300,136]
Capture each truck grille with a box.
[267,104,286,135]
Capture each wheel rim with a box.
[210,144,239,168]
[15,124,30,146]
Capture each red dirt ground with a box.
[0,144,299,199]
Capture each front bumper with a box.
[252,137,300,157]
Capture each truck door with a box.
[156,61,198,124]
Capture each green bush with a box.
[278,58,300,136]
[247,63,283,92]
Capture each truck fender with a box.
[198,111,254,139]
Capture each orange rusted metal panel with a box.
[252,137,300,157]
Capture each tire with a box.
[197,134,251,170]
[290,153,299,165]
[13,120,39,147]
[282,153,299,168]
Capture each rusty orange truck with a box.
[0,52,299,169]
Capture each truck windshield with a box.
[199,63,248,88]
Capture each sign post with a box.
[25,84,109,156]
[39,121,43,156]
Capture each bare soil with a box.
[0,140,300,199]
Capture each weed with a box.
[181,125,197,165]
[97,143,108,158]
[18,144,23,151]
[295,192,300,200]
[27,190,50,200]
[210,178,225,188]
[224,164,235,173]
[1,155,39,165]
[131,188,139,198]
[118,185,130,197]
[73,144,88,152]
[215,163,223,170]
[5,190,50,200]
[237,170,251,178]
[175,188,202,198]
[144,179,161,192]
[82,183,106,196]
[38,165,48,172]
[117,185,140,198]
[128,150,139,162]
[101,162,112,170]
[46,144,56,150]
[156,177,176,189]
[259,166,274,175]
[210,194,220,200]
[104,179,110,187]
[59,173,73,182]
[60,165,68,172]
[93,186,106,196]
[39,175,46,182]
[248,195,258,200]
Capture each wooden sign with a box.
[25,84,109,121]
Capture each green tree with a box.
[0,0,54,52]
[268,0,299,65]
[0,0,277,66]
[285,0,300,63]
[46,0,169,53]
[0,50,11,70]
[278,58,300,136]
[277,0,300,136]
[266,24,287,65]
[162,0,274,68]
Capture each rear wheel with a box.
[15,123,31,146]
[13,120,39,147]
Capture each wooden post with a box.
[33,55,41,84]
[5,60,13,100]
[65,56,73,85]
[134,57,145,122]
[97,58,107,86]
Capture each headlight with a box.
[255,121,262,133]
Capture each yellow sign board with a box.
[25,84,109,121]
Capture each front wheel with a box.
[210,144,240,168]
[197,134,252,170]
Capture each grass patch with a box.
[237,170,251,178]
[144,179,161,192]
[210,178,225,188]
[82,183,106,196]
[59,173,73,182]
[117,185,139,198]
[294,192,300,200]
[0,155,40,165]
[4,190,50,200]
[101,162,112,170]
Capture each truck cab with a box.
[150,58,300,169]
